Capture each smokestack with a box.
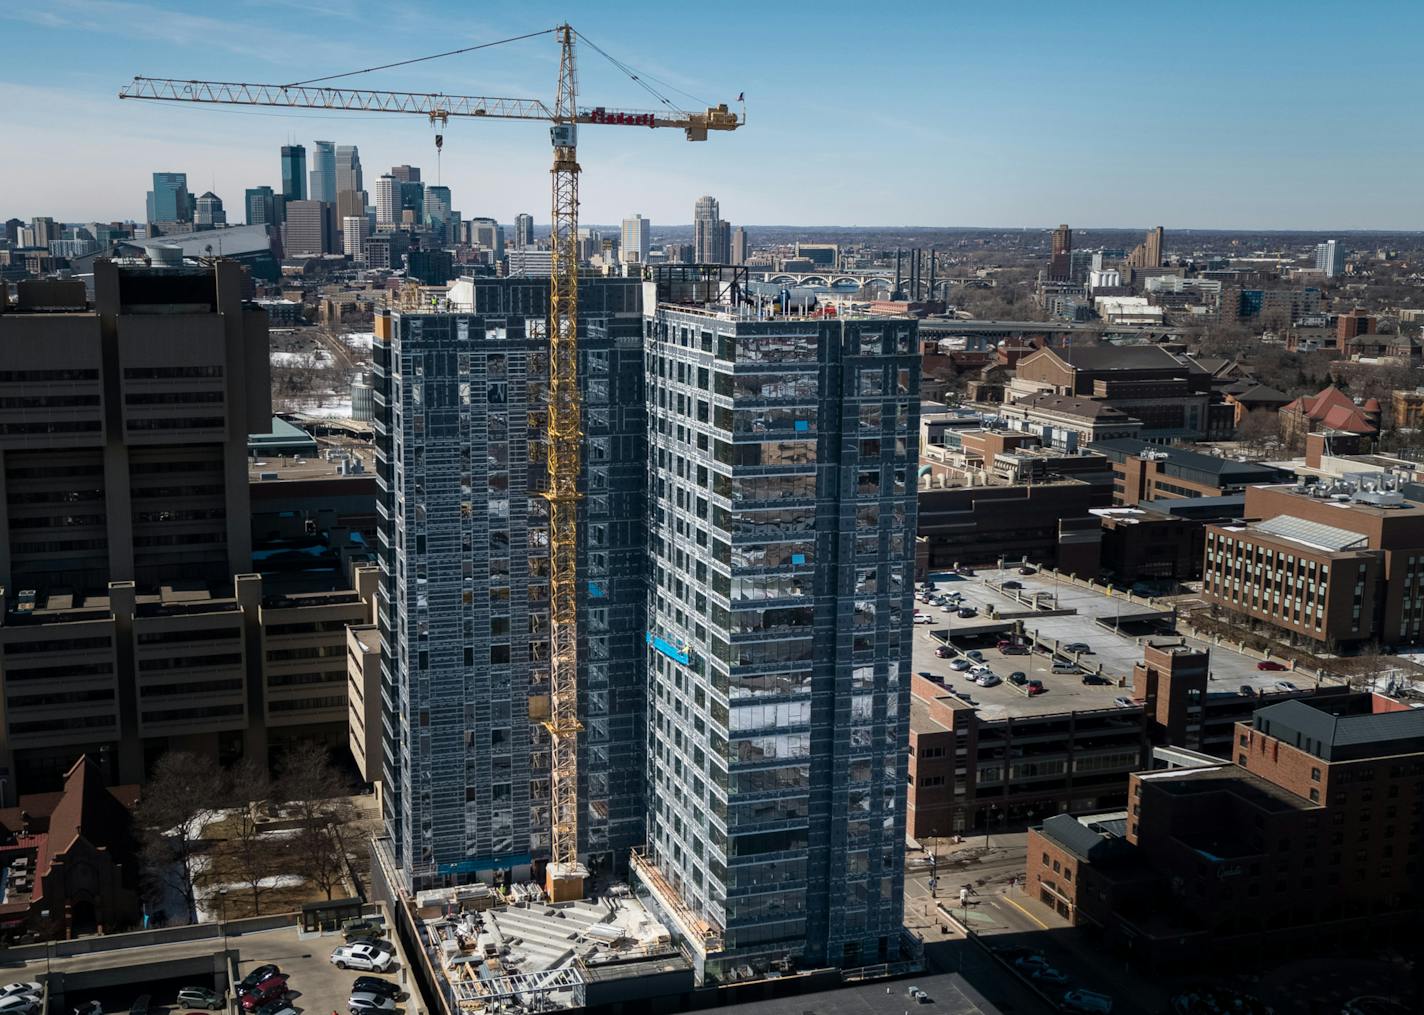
[910,249,920,302]
[928,249,937,303]
[894,248,902,300]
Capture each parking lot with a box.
[231,931,410,1015]
[913,569,1310,717]
[11,922,414,1015]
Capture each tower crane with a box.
[120,26,741,902]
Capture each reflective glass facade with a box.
[376,278,644,890]
[641,306,918,979]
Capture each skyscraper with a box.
[336,189,368,226]
[389,164,421,183]
[399,181,425,227]
[309,141,337,204]
[620,213,650,265]
[285,199,335,255]
[1049,223,1072,281]
[469,217,504,259]
[635,269,918,980]
[194,192,226,227]
[1315,239,1344,277]
[424,185,452,242]
[693,195,729,264]
[28,217,60,249]
[335,144,363,196]
[280,145,307,203]
[730,226,749,265]
[343,215,370,260]
[146,172,191,224]
[513,212,535,249]
[245,186,278,226]
[375,175,399,227]
[1125,226,1164,270]
[374,276,646,889]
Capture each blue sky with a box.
[4,0,1423,229]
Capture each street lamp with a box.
[985,804,997,848]
[217,888,228,923]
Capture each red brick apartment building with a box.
[1025,693,1424,970]
[1203,479,1424,647]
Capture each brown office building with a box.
[1049,224,1072,281]
[1026,692,1424,969]
[1011,344,1211,442]
[1091,438,1287,507]
[1203,479,1424,647]
[0,261,377,799]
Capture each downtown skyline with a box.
[3,1,1424,230]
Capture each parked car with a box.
[1002,580,1022,590]
[0,999,36,1015]
[1001,643,1028,655]
[130,995,152,1015]
[957,607,977,618]
[1018,566,1037,575]
[1061,989,1114,1013]
[940,603,957,613]
[1030,966,1069,985]
[331,942,394,972]
[975,672,1001,688]
[1051,661,1078,674]
[237,967,280,995]
[956,567,975,576]
[1008,671,1027,685]
[949,660,972,673]
[967,650,985,661]
[1081,674,1110,686]
[176,988,224,1011]
[1240,684,1256,697]
[1275,680,1299,692]
[913,614,933,624]
[1113,696,1135,708]
[1026,679,1046,696]
[1256,660,1287,671]
[1064,642,1092,654]
[239,977,289,1012]
[1013,954,1051,970]
[351,979,402,1001]
[935,646,953,659]
[0,989,39,1004]
[253,1002,298,1015]
[348,995,397,1015]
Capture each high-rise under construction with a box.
[375,276,646,890]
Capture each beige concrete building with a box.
[346,624,381,784]
[0,261,379,799]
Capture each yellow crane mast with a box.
[119,26,740,902]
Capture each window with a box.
[1311,767,1321,782]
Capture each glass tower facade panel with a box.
[640,295,918,981]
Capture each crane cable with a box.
[281,28,558,88]
[572,29,708,115]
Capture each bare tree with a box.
[136,752,225,924]
[222,758,279,916]
[277,743,358,900]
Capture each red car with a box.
[240,976,289,1011]
[935,646,952,658]
[1256,661,1288,671]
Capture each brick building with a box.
[1025,692,1424,970]
[1203,479,1424,647]
[1010,344,1211,442]
[1091,438,1288,507]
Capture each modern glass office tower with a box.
[374,277,646,890]
[634,268,918,982]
